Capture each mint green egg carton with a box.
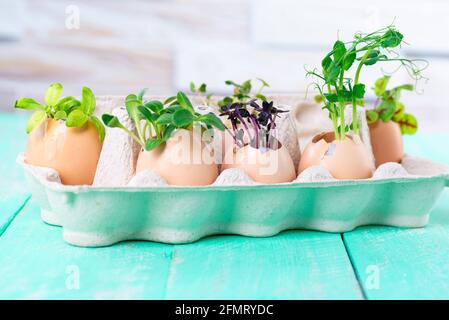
[18,154,449,247]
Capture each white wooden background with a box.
[1,0,448,132]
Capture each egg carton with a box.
[18,95,449,247]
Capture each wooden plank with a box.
[343,135,449,299]
[0,200,174,299]
[0,114,30,234]
[165,231,363,300]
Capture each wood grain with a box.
[165,231,363,299]
[343,135,449,299]
[0,114,30,235]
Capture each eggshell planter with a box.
[26,118,102,185]
[18,96,449,247]
[369,120,404,167]
[298,132,374,180]
[223,144,296,183]
[136,129,218,186]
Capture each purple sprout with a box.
[220,99,287,150]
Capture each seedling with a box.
[366,75,417,134]
[102,89,226,151]
[219,79,286,149]
[189,82,214,108]
[15,83,105,142]
[307,25,426,140]
[218,78,269,107]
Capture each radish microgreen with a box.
[218,79,286,149]
[366,75,417,134]
[307,25,426,140]
[102,89,226,151]
[14,83,105,142]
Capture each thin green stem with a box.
[122,127,144,148]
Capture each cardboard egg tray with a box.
[18,95,449,247]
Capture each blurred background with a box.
[1,0,448,132]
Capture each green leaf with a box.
[125,93,143,125]
[353,84,366,99]
[55,96,81,113]
[189,82,196,93]
[366,110,379,124]
[333,40,346,62]
[54,110,67,120]
[163,125,176,140]
[321,56,332,70]
[156,113,173,125]
[381,29,404,48]
[90,115,106,142]
[343,51,356,70]
[257,78,270,88]
[176,91,194,113]
[81,86,96,115]
[26,110,47,134]
[255,93,267,101]
[323,93,339,103]
[198,113,226,131]
[326,62,341,83]
[145,138,164,151]
[45,82,63,107]
[15,98,45,111]
[164,96,177,105]
[241,80,252,93]
[172,108,194,127]
[218,96,233,107]
[138,105,156,123]
[102,114,123,128]
[398,113,417,135]
[363,50,385,66]
[198,83,207,93]
[66,109,88,127]
[374,76,390,96]
[164,105,182,114]
[144,100,163,113]
[138,88,148,101]
[377,100,396,122]
[392,102,405,122]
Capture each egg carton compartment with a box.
[17,95,449,247]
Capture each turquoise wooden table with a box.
[0,113,448,300]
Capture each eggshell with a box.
[136,129,219,186]
[25,118,103,185]
[298,132,374,180]
[369,120,404,167]
[222,145,296,183]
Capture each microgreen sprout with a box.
[219,99,286,150]
[14,83,105,142]
[102,89,226,151]
[366,75,417,134]
[306,25,427,140]
[218,78,270,107]
[189,82,214,109]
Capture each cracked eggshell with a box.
[222,144,296,183]
[25,118,102,185]
[298,132,374,180]
[369,120,404,167]
[136,129,219,186]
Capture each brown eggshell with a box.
[136,129,219,186]
[25,118,103,185]
[298,132,374,180]
[222,145,296,183]
[369,120,404,167]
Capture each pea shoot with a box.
[307,25,427,140]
